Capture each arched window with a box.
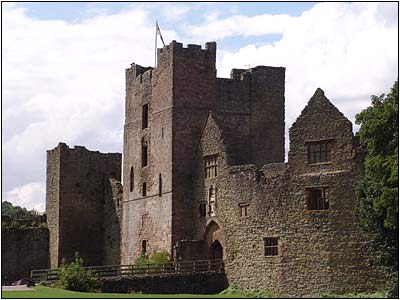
[130,167,134,192]
[158,174,162,197]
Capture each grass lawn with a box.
[2,286,246,298]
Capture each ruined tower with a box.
[121,41,285,264]
[46,143,122,268]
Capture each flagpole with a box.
[155,20,157,67]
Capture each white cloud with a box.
[3,2,398,211]
[2,4,179,198]
[4,182,46,213]
[187,13,295,41]
[214,2,398,155]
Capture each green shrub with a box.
[220,283,277,298]
[149,250,170,264]
[132,251,171,274]
[219,283,243,295]
[133,253,148,265]
[58,253,98,292]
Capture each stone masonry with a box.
[42,40,386,297]
[120,41,385,296]
[46,143,121,268]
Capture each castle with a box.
[44,41,385,296]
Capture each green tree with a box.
[1,201,40,220]
[355,80,398,297]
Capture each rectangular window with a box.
[306,187,329,210]
[142,104,149,129]
[199,203,206,217]
[142,240,147,254]
[208,185,216,216]
[264,237,278,256]
[306,140,332,164]
[239,203,250,217]
[142,142,148,167]
[204,155,218,178]
[142,182,147,197]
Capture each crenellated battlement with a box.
[156,40,216,68]
[47,142,121,162]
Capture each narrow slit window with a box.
[142,141,148,167]
[239,203,250,217]
[264,237,278,256]
[158,174,162,197]
[306,187,329,210]
[142,104,149,129]
[199,203,206,217]
[142,240,147,254]
[142,182,147,197]
[130,167,134,192]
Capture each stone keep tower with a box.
[46,143,122,268]
[121,41,285,264]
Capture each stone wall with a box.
[103,178,122,265]
[192,88,386,297]
[122,41,287,264]
[46,143,121,268]
[1,227,49,282]
[101,273,228,294]
[122,54,174,263]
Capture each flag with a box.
[156,21,165,47]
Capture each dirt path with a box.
[2,285,35,291]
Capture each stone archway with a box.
[210,240,223,260]
[204,220,225,260]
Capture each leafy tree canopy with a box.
[355,80,398,295]
[1,201,40,220]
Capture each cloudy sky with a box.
[2,2,398,212]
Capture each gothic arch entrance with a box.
[210,240,223,260]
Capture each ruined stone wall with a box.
[103,178,122,265]
[46,143,121,267]
[46,146,60,269]
[2,227,49,281]
[192,89,385,297]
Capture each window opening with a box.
[306,187,329,210]
[264,237,278,256]
[142,141,148,167]
[306,140,332,163]
[142,182,147,197]
[142,240,147,255]
[208,185,216,216]
[142,104,149,129]
[204,155,218,178]
[158,174,162,197]
[199,203,206,217]
[130,167,134,192]
[239,203,250,217]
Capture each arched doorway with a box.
[210,240,223,260]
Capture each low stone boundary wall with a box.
[101,272,228,294]
[2,227,49,283]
